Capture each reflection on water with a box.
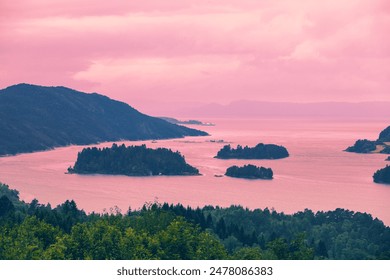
[1,118,389,225]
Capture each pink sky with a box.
[1,0,389,114]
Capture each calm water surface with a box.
[1,119,389,224]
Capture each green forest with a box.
[1,183,389,260]
[215,143,289,159]
[68,144,199,176]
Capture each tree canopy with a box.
[0,183,225,260]
[1,182,389,260]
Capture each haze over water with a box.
[1,118,389,225]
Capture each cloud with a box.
[1,0,389,109]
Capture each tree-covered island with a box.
[225,164,273,180]
[345,126,390,154]
[215,143,289,159]
[345,139,377,153]
[67,143,199,176]
[373,165,390,184]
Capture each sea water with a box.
[1,118,389,225]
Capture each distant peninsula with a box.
[215,143,289,159]
[345,139,378,153]
[0,84,208,156]
[345,126,390,154]
[67,144,200,176]
[159,117,215,126]
[225,164,273,179]
[373,165,390,184]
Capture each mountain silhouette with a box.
[0,84,207,155]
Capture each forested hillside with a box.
[0,84,207,156]
[1,183,389,260]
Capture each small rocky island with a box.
[225,164,273,179]
[68,143,199,176]
[215,143,289,159]
[373,165,390,184]
[345,126,390,154]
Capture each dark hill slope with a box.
[378,126,390,142]
[0,84,207,155]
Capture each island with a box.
[345,126,390,154]
[67,143,200,176]
[215,143,289,159]
[225,164,273,179]
[386,156,390,161]
[373,165,390,184]
[345,139,377,153]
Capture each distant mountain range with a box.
[159,117,215,126]
[154,100,390,119]
[0,84,207,156]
